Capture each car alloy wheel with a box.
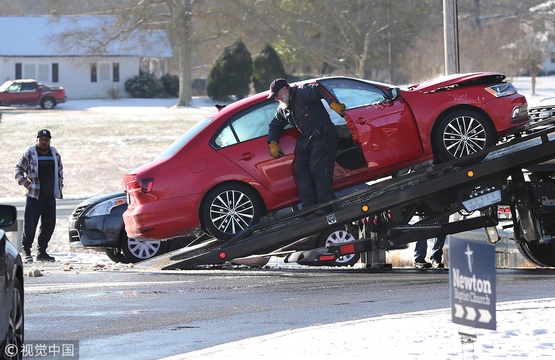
[317,225,360,267]
[121,231,166,263]
[436,109,494,165]
[202,183,262,240]
[4,277,24,359]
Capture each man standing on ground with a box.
[267,78,346,212]
[15,129,64,263]
[414,215,449,269]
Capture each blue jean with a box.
[414,235,446,263]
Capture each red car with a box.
[123,73,530,241]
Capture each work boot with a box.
[21,250,33,264]
[432,260,445,269]
[36,252,56,262]
[414,261,432,269]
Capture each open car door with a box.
[317,78,424,171]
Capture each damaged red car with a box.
[123,72,530,241]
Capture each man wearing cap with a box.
[15,129,64,263]
[267,78,346,212]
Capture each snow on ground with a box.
[2,76,555,359]
[162,298,555,359]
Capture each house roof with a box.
[0,15,172,57]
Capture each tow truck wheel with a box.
[202,183,262,240]
[435,109,494,165]
[515,220,555,267]
[317,225,360,267]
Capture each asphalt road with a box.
[23,265,555,360]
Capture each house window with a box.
[91,63,97,82]
[15,63,22,79]
[24,64,36,79]
[37,64,49,82]
[52,63,59,83]
[113,63,120,82]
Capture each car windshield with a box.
[155,117,214,160]
[0,81,13,92]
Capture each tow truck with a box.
[141,120,555,270]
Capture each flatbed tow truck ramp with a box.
[138,123,555,270]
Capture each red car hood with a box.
[407,72,506,92]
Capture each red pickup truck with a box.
[0,79,67,109]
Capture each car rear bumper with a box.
[123,193,203,241]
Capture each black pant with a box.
[22,194,56,253]
[294,125,339,207]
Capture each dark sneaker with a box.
[21,251,33,264]
[432,260,445,269]
[36,252,56,262]
[414,262,432,269]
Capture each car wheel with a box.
[105,248,129,264]
[3,276,24,360]
[40,97,55,109]
[120,231,168,263]
[435,109,495,165]
[317,225,360,267]
[201,183,262,240]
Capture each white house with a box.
[0,16,172,99]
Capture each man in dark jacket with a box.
[267,78,346,210]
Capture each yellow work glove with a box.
[269,141,284,158]
[330,101,346,117]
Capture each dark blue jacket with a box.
[268,83,336,148]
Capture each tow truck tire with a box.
[435,109,495,165]
[515,220,555,267]
[317,225,360,267]
[201,183,262,240]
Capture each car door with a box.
[317,78,423,171]
[213,100,300,199]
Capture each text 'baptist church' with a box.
[452,268,493,305]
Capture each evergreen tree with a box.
[252,44,286,93]
[207,39,253,100]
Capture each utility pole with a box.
[444,0,460,74]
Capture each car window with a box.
[155,117,214,161]
[319,78,387,109]
[214,101,290,149]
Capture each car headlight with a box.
[86,196,127,217]
[485,83,517,97]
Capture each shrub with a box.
[253,44,286,93]
[207,39,253,100]
[124,72,163,98]
[161,74,179,97]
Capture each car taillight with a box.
[126,178,154,193]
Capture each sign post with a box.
[449,239,496,330]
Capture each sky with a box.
[5,75,555,359]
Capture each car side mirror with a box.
[387,87,400,101]
[0,205,16,228]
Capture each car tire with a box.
[317,225,360,267]
[201,183,262,240]
[120,230,168,263]
[40,97,56,109]
[435,109,495,165]
[3,276,24,360]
